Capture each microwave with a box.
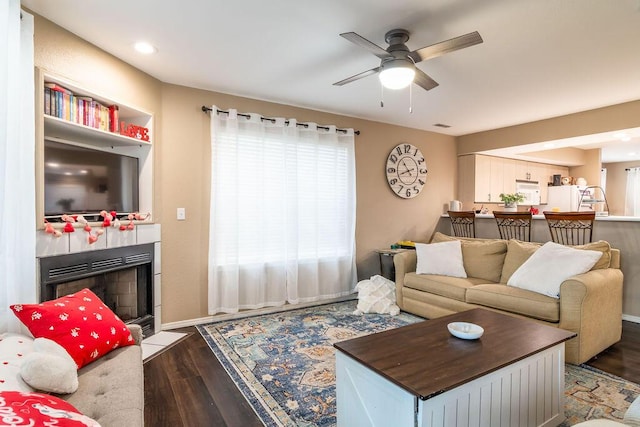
[515,180,541,205]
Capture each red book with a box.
[108,105,119,133]
[44,82,72,95]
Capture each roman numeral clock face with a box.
[386,143,428,199]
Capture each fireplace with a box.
[39,244,155,337]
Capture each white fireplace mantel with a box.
[36,223,162,333]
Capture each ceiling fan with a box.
[333,28,483,91]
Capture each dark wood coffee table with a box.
[334,308,576,427]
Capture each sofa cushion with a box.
[431,232,507,283]
[500,239,612,284]
[577,240,612,269]
[0,334,34,392]
[404,272,487,302]
[466,284,560,322]
[64,344,143,426]
[507,242,602,298]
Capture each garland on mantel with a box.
[44,210,151,245]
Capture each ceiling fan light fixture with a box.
[379,59,415,90]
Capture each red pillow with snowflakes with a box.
[10,288,134,369]
[0,391,100,426]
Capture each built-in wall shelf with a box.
[44,115,151,148]
[41,71,153,149]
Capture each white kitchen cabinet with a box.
[475,155,493,202]
[458,155,517,206]
[515,160,545,182]
[501,158,517,195]
[459,155,570,208]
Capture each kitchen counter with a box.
[436,213,640,320]
[448,213,640,222]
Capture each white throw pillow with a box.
[415,240,467,278]
[507,241,602,298]
[353,275,400,316]
[20,338,79,394]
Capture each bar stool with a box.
[543,211,595,245]
[493,211,532,241]
[447,211,476,238]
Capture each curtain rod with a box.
[201,106,360,135]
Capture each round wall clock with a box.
[385,143,428,199]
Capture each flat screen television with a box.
[44,140,139,219]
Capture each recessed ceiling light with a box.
[629,152,637,156]
[134,41,157,54]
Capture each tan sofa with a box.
[393,233,623,364]
[62,324,144,426]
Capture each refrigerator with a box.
[547,186,593,211]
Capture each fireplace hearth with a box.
[39,244,155,337]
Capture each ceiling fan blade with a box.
[340,32,391,59]
[333,67,380,86]
[413,69,439,91]
[409,31,483,63]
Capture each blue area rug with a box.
[197,301,640,426]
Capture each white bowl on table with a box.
[447,322,484,340]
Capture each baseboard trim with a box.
[160,301,640,330]
[160,294,357,331]
[623,314,640,324]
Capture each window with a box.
[207,110,356,313]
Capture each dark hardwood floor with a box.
[143,321,640,427]
[144,327,262,427]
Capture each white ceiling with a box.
[21,0,640,163]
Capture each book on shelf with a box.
[44,82,72,95]
[42,81,149,142]
[76,96,92,127]
[44,87,51,116]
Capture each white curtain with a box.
[207,107,357,314]
[0,3,36,333]
[625,167,640,216]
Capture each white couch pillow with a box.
[20,337,79,394]
[507,241,602,298]
[353,275,400,316]
[415,240,467,278]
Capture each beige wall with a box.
[603,161,640,216]
[457,100,640,155]
[31,13,457,325]
[568,148,601,187]
[160,83,457,323]
[32,15,161,123]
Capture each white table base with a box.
[336,343,566,427]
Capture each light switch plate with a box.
[177,207,186,220]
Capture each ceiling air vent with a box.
[433,123,451,128]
